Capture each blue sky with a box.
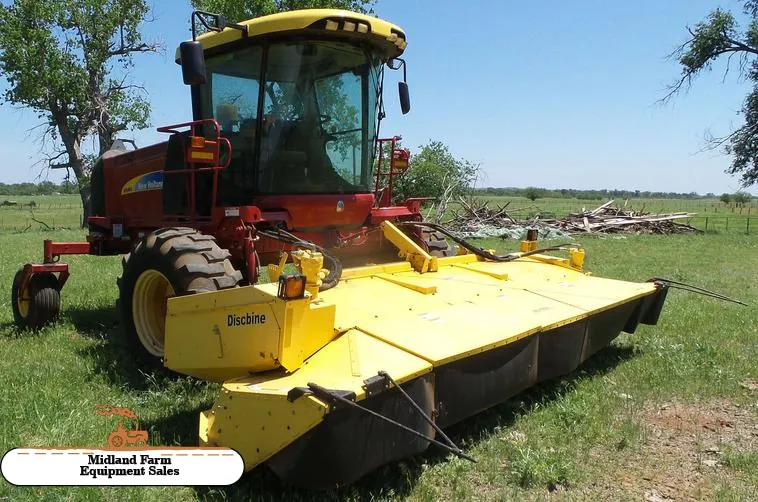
[0,0,754,194]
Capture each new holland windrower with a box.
[13,8,741,489]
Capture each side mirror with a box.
[180,41,207,85]
[399,81,410,115]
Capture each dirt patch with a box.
[571,399,757,501]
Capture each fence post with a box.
[705,217,709,231]
[748,217,751,235]
[726,218,729,231]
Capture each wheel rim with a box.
[16,280,30,319]
[132,270,175,357]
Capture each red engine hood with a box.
[254,193,375,230]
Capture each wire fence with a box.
[0,202,755,234]
[0,216,753,234]
[0,204,81,210]
[686,216,753,234]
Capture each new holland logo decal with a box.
[121,171,163,195]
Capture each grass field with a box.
[0,195,756,233]
[0,194,82,231]
[0,229,756,500]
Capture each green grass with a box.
[0,230,756,500]
[0,194,82,231]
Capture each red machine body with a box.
[39,122,420,289]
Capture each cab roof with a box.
[176,9,407,62]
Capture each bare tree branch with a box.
[30,208,52,230]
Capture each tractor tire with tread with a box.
[11,270,61,330]
[118,227,242,366]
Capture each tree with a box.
[523,187,543,202]
[0,0,158,224]
[720,192,732,204]
[733,191,751,203]
[190,0,375,23]
[393,141,479,201]
[665,1,758,187]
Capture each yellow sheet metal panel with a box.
[390,266,510,305]
[340,261,412,280]
[165,285,284,381]
[167,282,278,315]
[375,273,437,294]
[323,275,451,333]
[201,389,328,471]
[279,300,336,372]
[205,329,432,471]
[358,300,545,366]
[435,254,480,266]
[226,329,432,400]
[496,259,657,313]
[451,263,509,280]
[165,283,340,379]
[321,258,658,366]
[177,9,406,60]
[403,258,655,319]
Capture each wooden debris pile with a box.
[540,200,700,235]
[445,199,701,236]
[448,198,517,226]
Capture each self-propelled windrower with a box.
[13,8,740,489]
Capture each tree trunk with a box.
[54,112,90,228]
[78,183,91,227]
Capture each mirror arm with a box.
[388,57,408,82]
[191,10,249,41]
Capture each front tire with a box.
[118,227,242,366]
[11,270,61,330]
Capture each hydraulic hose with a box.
[650,277,747,306]
[257,228,343,291]
[400,222,582,262]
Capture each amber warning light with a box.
[278,274,306,300]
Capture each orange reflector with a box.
[190,136,205,148]
[278,274,306,300]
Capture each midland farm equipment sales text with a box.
[79,454,178,479]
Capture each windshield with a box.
[201,40,382,199]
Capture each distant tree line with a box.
[2,179,753,203]
[719,192,752,204]
[471,187,752,201]
[0,181,79,196]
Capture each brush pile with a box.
[444,199,701,238]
